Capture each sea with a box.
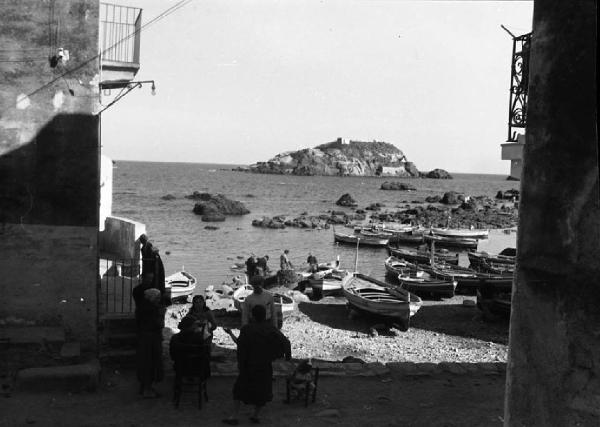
[112,161,518,292]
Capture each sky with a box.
[101,0,533,174]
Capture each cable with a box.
[0,0,194,114]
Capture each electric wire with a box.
[0,0,194,114]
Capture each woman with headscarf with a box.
[136,288,166,398]
[223,305,291,425]
[185,295,217,358]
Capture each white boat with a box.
[430,227,489,239]
[424,234,479,249]
[383,256,425,280]
[308,269,348,295]
[334,229,390,247]
[232,285,296,317]
[341,272,422,331]
[165,271,197,302]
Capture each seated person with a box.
[288,360,316,399]
[169,316,211,377]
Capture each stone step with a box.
[15,359,100,392]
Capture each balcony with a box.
[100,3,142,89]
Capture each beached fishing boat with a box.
[165,271,197,302]
[430,227,489,239]
[387,245,459,265]
[425,263,512,293]
[468,250,516,268]
[477,279,513,319]
[308,269,348,297]
[342,272,422,331]
[424,234,479,250]
[383,256,424,281]
[397,274,457,299]
[232,285,296,318]
[334,229,390,246]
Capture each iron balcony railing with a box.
[507,32,532,142]
[100,2,142,65]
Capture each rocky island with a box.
[244,137,421,177]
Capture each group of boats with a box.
[333,224,490,250]
[161,225,516,330]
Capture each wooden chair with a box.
[285,366,319,407]
[172,343,210,409]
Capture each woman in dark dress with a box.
[136,288,166,398]
[223,305,291,425]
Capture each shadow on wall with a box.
[0,113,99,226]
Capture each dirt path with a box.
[0,368,506,427]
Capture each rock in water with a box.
[336,193,357,207]
[190,193,250,221]
[423,168,453,179]
[247,138,421,177]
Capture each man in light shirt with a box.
[241,276,278,328]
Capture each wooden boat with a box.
[383,256,424,281]
[165,271,197,302]
[308,269,347,293]
[334,229,390,247]
[427,265,512,294]
[232,285,296,318]
[468,250,516,268]
[397,274,457,299]
[342,272,422,331]
[388,229,425,245]
[477,279,513,319]
[424,234,479,250]
[387,245,459,265]
[430,227,489,239]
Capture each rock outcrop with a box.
[422,169,453,179]
[187,192,250,222]
[247,138,420,177]
[380,181,417,191]
[336,193,358,207]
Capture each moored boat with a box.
[468,250,516,268]
[308,269,348,297]
[383,256,424,281]
[165,271,197,302]
[424,234,479,250]
[387,245,459,265]
[430,227,489,239]
[334,229,390,246]
[342,272,422,331]
[388,229,425,245]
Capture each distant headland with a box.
[232,137,446,178]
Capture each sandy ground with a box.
[0,368,506,427]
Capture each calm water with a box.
[112,161,517,291]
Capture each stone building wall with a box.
[0,0,100,350]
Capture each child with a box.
[289,360,315,399]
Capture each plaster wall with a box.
[100,154,113,231]
[504,0,599,425]
[0,0,100,350]
[99,216,146,260]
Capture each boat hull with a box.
[165,271,197,302]
[387,245,459,265]
[397,277,457,298]
[431,227,489,239]
[342,273,422,330]
[334,231,389,247]
[424,234,479,249]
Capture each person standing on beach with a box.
[306,252,318,273]
[256,255,270,276]
[280,249,293,270]
[246,253,258,278]
[223,305,291,425]
[241,277,277,328]
[139,234,154,277]
[136,288,166,398]
[139,234,166,297]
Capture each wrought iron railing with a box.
[99,258,140,316]
[100,3,142,64]
[507,32,532,142]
